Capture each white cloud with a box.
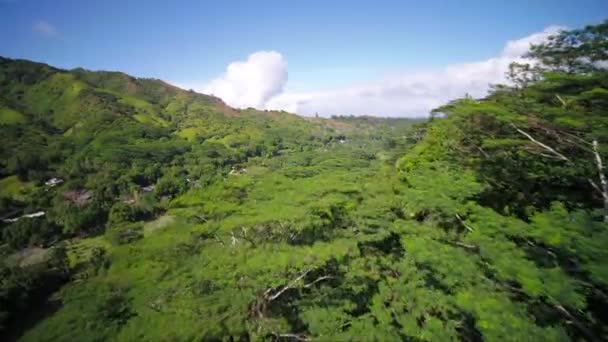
[203,51,287,108]
[265,25,564,117]
[189,26,564,117]
[32,20,58,37]
[501,25,564,57]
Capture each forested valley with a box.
[1,21,608,341]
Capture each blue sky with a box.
[1,0,606,116]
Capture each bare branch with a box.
[455,214,474,232]
[477,146,489,158]
[271,332,310,341]
[542,126,593,150]
[303,275,333,288]
[266,269,312,301]
[214,233,225,246]
[194,213,208,222]
[523,238,557,259]
[453,241,479,251]
[230,232,238,246]
[560,130,593,146]
[555,94,567,107]
[592,140,608,222]
[588,178,603,196]
[511,124,570,161]
[538,152,567,160]
[513,124,606,216]
[552,302,599,342]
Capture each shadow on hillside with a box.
[5,295,63,341]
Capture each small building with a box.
[45,178,63,187]
[229,167,247,176]
[142,185,155,192]
[63,190,92,207]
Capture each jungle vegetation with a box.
[1,21,607,341]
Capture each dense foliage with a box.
[1,21,607,341]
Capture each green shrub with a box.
[105,222,143,245]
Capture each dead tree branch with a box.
[592,140,608,222]
[552,302,598,342]
[213,233,225,246]
[194,213,208,223]
[271,332,310,341]
[511,124,570,162]
[588,179,603,196]
[265,269,312,301]
[523,238,557,259]
[555,94,567,107]
[455,214,474,232]
[251,269,334,320]
[511,124,607,217]
[303,275,333,288]
[230,232,239,246]
[452,241,479,251]
[477,146,489,159]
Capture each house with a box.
[142,185,155,192]
[45,178,63,187]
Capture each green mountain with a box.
[1,21,608,341]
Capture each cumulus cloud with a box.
[501,25,564,57]
[194,26,564,117]
[203,51,287,108]
[32,20,59,37]
[266,25,564,117]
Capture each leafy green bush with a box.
[1,217,60,249]
[105,222,143,245]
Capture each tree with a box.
[527,20,608,73]
[105,222,143,245]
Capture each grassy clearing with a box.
[176,126,203,140]
[66,236,112,267]
[132,113,168,127]
[0,107,25,125]
[5,247,50,267]
[143,215,175,236]
[0,175,35,201]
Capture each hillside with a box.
[2,21,608,342]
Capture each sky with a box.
[1,0,606,117]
